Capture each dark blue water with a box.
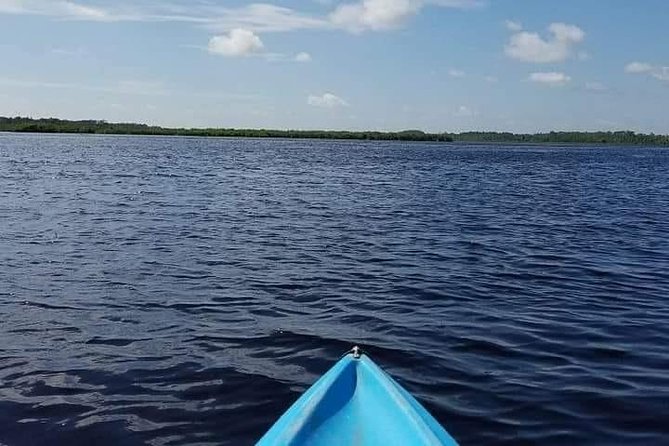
[1,133,668,445]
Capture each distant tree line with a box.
[453,131,669,146]
[1,117,668,145]
[0,117,451,142]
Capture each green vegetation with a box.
[2,117,668,145]
[454,131,669,146]
[0,117,451,142]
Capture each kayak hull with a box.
[257,351,458,446]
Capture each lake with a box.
[1,133,668,445]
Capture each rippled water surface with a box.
[1,133,668,445]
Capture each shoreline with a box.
[4,130,669,148]
[1,117,668,146]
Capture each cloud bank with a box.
[0,0,482,33]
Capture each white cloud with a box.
[50,46,86,56]
[484,75,498,83]
[203,4,328,33]
[208,28,264,57]
[0,0,23,14]
[652,67,669,82]
[454,105,476,117]
[294,52,312,62]
[0,0,483,33]
[625,62,653,73]
[549,22,585,42]
[62,2,108,19]
[505,20,522,32]
[259,51,312,63]
[448,68,465,78]
[505,22,585,63]
[625,62,669,83]
[529,71,571,86]
[330,0,422,32]
[584,81,607,92]
[0,0,110,20]
[307,92,348,108]
[329,0,481,32]
[0,1,327,30]
[0,76,168,96]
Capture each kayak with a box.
[257,347,459,445]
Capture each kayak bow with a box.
[257,347,459,445]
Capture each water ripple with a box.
[1,134,668,445]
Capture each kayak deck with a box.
[257,349,458,445]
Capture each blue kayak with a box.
[257,347,459,445]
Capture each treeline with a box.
[2,117,669,145]
[0,117,452,142]
[454,131,669,146]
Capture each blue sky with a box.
[0,0,667,132]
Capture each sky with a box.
[0,0,668,133]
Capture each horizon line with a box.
[2,116,667,137]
